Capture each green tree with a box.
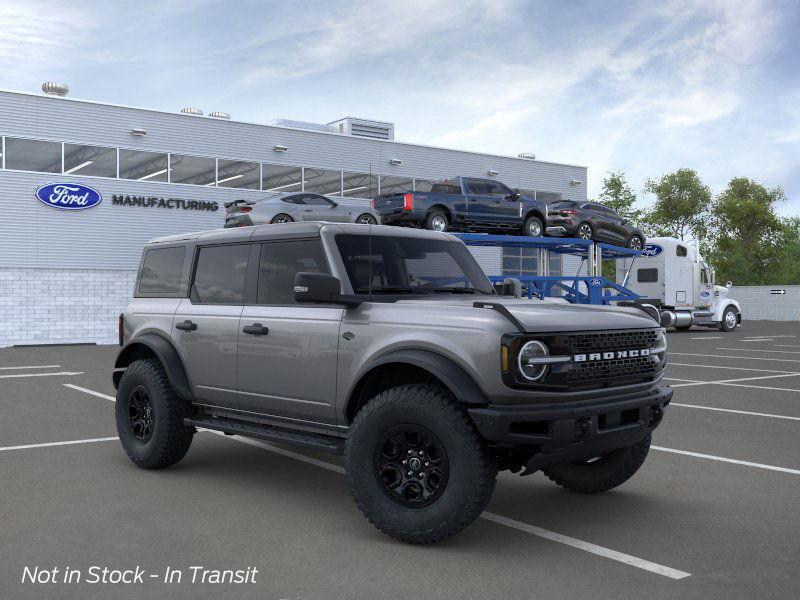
[642,169,711,241]
[705,177,792,285]
[598,171,643,226]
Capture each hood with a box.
[714,285,730,298]
[396,296,659,332]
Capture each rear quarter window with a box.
[137,246,186,295]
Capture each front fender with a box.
[352,348,488,405]
[713,299,741,322]
[113,333,192,400]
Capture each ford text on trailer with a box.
[616,237,742,332]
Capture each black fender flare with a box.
[350,348,488,407]
[113,333,192,400]
[523,209,546,225]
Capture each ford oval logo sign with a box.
[642,244,663,257]
[700,290,710,297]
[35,183,102,210]
[588,277,603,287]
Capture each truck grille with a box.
[565,330,660,354]
[537,329,663,389]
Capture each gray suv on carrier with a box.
[114,222,672,544]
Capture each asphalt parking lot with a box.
[2,321,799,600]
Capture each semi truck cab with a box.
[616,236,742,332]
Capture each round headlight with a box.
[517,340,550,382]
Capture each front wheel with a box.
[355,213,377,225]
[346,384,497,544]
[628,235,644,251]
[522,215,544,237]
[542,434,651,494]
[115,359,194,469]
[720,306,738,332]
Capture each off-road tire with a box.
[346,384,497,544]
[115,359,194,469]
[522,215,544,237]
[425,209,449,232]
[719,306,738,332]
[542,434,651,494]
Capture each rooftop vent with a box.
[42,82,69,97]
[518,152,536,160]
[180,107,203,116]
[329,117,395,141]
[209,111,230,119]
[269,119,337,134]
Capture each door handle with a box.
[175,320,197,332]
[242,323,269,335]
[303,208,313,212]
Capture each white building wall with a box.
[729,286,800,322]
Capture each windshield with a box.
[334,234,494,295]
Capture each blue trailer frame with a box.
[454,233,642,305]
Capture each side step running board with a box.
[185,416,345,455]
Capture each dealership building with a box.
[0,85,587,347]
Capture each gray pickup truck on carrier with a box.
[114,222,672,544]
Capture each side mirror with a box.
[329,201,338,208]
[294,272,361,307]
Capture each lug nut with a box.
[407,471,413,476]
[425,462,430,467]
[402,460,407,465]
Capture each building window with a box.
[217,159,260,189]
[170,154,216,186]
[4,138,61,173]
[119,149,169,182]
[378,175,413,195]
[63,144,117,177]
[262,163,302,193]
[341,171,378,198]
[304,168,342,196]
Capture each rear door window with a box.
[138,246,186,295]
[191,244,251,304]
[465,179,489,195]
[257,240,329,304]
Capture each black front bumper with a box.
[468,385,672,470]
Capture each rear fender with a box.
[113,333,192,399]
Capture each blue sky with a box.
[2,0,799,213]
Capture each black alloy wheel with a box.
[271,213,294,224]
[577,223,593,240]
[375,425,449,507]
[128,386,154,443]
[628,236,644,251]
[356,214,378,225]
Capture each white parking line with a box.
[776,345,800,349]
[0,364,61,370]
[669,362,797,374]
[0,371,84,379]
[652,446,800,475]
[668,373,800,388]
[690,336,723,340]
[670,403,800,421]
[0,437,118,452]
[739,339,773,343]
[480,512,691,580]
[671,352,800,363]
[716,382,800,394]
[716,348,800,354]
[64,383,116,401]
[205,431,691,580]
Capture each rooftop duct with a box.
[209,111,230,119]
[42,82,69,97]
[518,152,536,160]
[180,107,203,116]
[269,119,337,134]
[329,117,394,141]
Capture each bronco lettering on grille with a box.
[573,348,651,362]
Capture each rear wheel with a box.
[356,213,377,225]
[720,306,738,332]
[542,434,651,494]
[425,209,449,232]
[346,384,497,544]
[270,213,294,224]
[522,215,544,237]
[115,359,194,469]
[576,222,593,240]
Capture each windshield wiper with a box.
[354,286,428,294]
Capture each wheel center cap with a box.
[409,457,421,470]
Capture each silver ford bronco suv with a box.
[114,222,672,544]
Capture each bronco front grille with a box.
[565,330,660,355]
